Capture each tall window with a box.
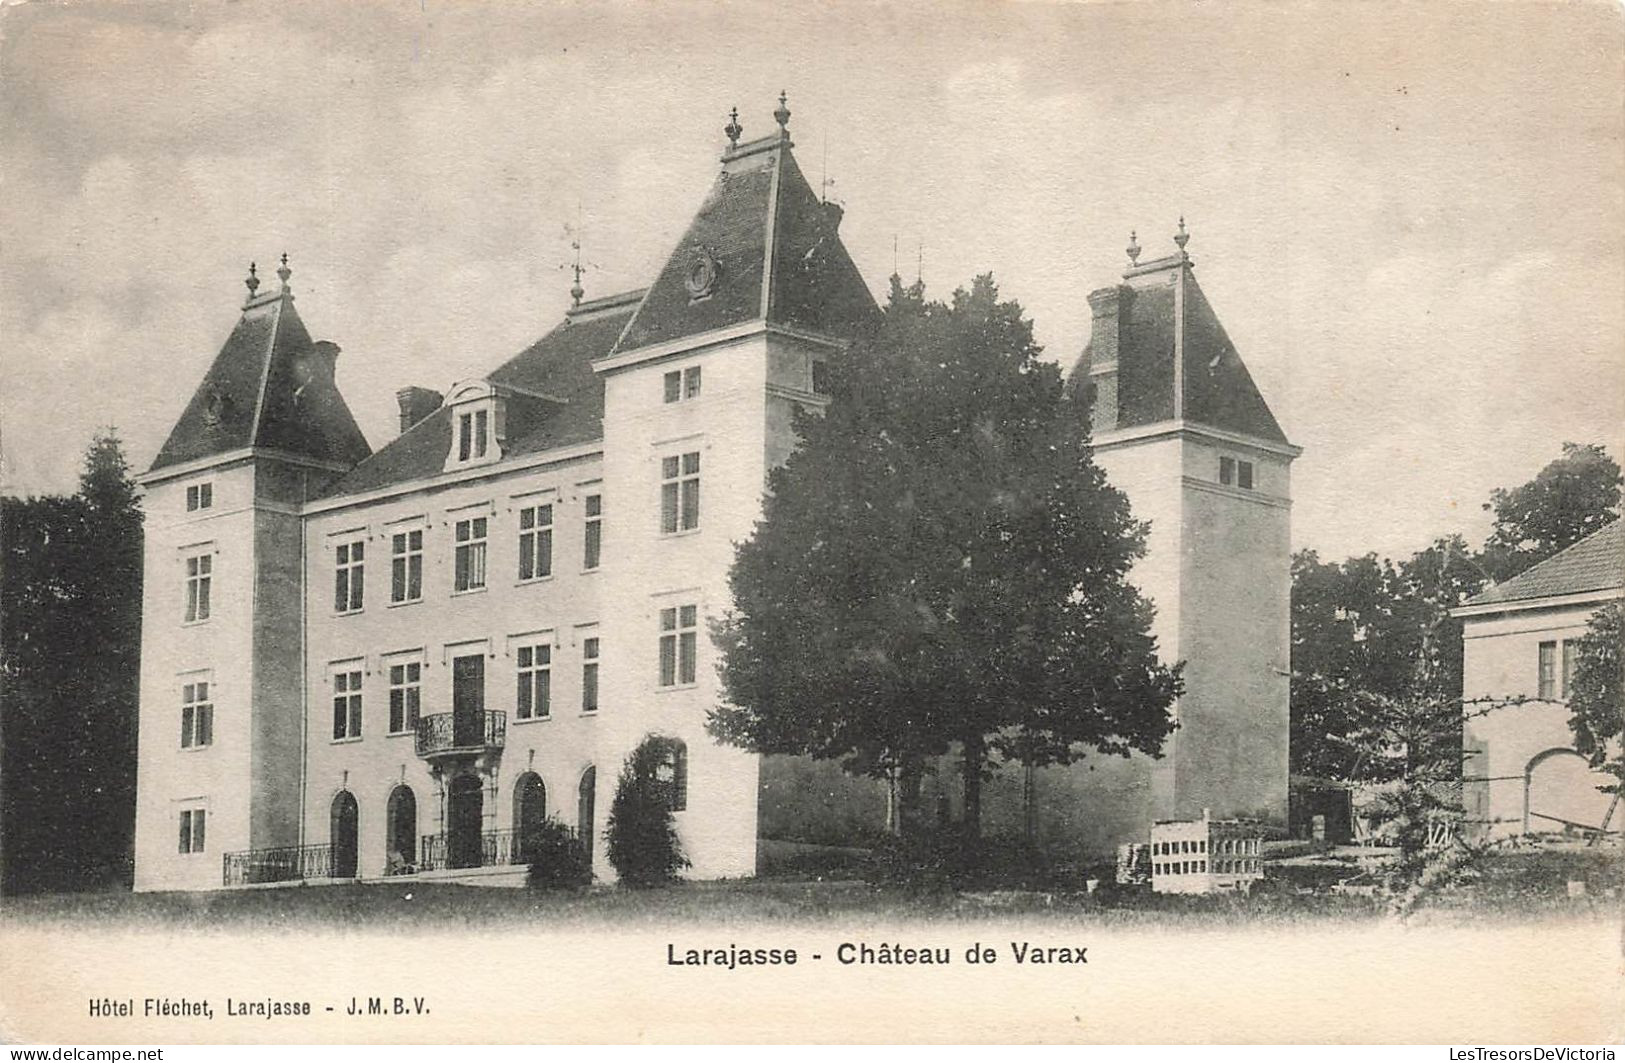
[184,552,212,623]
[1538,640,1557,700]
[519,503,553,581]
[185,482,213,512]
[332,669,362,740]
[458,410,489,461]
[388,661,422,734]
[660,452,701,534]
[516,643,552,720]
[1219,457,1234,485]
[1238,461,1254,490]
[334,540,364,613]
[1561,639,1576,699]
[582,637,600,713]
[811,359,830,396]
[181,680,213,749]
[454,517,488,592]
[657,738,688,812]
[178,808,207,854]
[391,529,423,603]
[583,494,603,570]
[658,605,698,687]
[663,366,702,403]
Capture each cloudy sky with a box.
[2,0,1620,561]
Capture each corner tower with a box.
[1072,224,1301,832]
[133,259,370,891]
[591,96,879,878]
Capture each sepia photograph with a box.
[0,0,1620,1047]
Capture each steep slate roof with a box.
[320,296,639,498]
[151,286,372,472]
[1464,520,1625,607]
[611,131,878,355]
[1070,251,1288,444]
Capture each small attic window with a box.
[458,410,489,461]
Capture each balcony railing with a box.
[223,843,334,887]
[417,825,578,873]
[414,709,506,759]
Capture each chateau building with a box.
[133,100,1298,891]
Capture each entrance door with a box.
[448,774,484,869]
[331,791,359,878]
[453,654,485,747]
[386,785,417,871]
[513,773,547,864]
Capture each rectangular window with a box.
[185,482,213,512]
[332,669,362,740]
[474,409,489,458]
[519,504,553,581]
[184,552,212,623]
[1238,461,1254,490]
[178,809,207,854]
[1561,639,1576,699]
[388,662,422,734]
[391,530,424,603]
[658,604,698,687]
[454,517,488,592]
[516,644,552,720]
[334,540,365,613]
[582,637,600,713]
[1538,640,1557,700]
[583,494,603,570]
[181,680,213,749]
[811,359,830,396]
[660,452,701,534]
[458,413,473,461]
[1219,457,1235,486]
[663,367,702,403]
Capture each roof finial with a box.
[276,252,292,292]
[1126,230,1141,266]
[244,261,260,298]
[569,238,585,307]
[725,106,742,148]
[1174,216,1190,254]
[774,90,791,135]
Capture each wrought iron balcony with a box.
[414,709,506,760]
[223,843,334,887]
[417,825,579,872]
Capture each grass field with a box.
[0,844,1617,930]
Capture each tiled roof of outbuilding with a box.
[1464,520,1625,607]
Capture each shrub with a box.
[523,818,592,890]
[605,736,690,887]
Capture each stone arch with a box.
[330,790,359,879]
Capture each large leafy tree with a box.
[712,274,1180,847]
[1,430,143,894]
[1480,442,1621,583]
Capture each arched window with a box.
[513,772,547,864]
[330,790,359,879]
[655,737,688,812]
[386,785,417,873]
[577,766,597,864]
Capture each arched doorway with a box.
[513,772,547,864]
[448,774,484,869]
[1525,747,1615,835]
[577,766,596,864]
[386,785,417,873]
[330,791,359,878]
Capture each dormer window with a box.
[442,381,507,472]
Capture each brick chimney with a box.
[1085,285,1128,433]
[396,386,444,434]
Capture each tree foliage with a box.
[1481,442,1621,583]
[1566,602,1623,798]
[712,274,1181,843]
[1,430,143,894]
[604,736,689,887]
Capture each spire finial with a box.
[1126,230,1141,266]
[276,252,292,292]
[725,106,742,148]
[1174,216,1189,253]
[774,90,790,134]
[569,238,585,307]
[244,261,260,297]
